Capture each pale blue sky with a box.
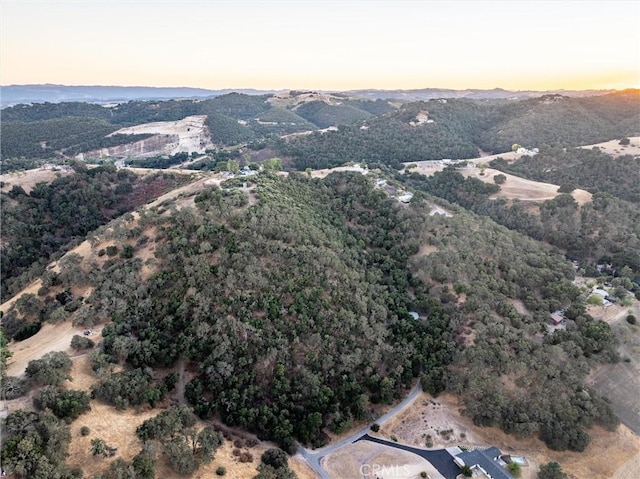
[1,0,639,90]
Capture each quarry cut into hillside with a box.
[78,115,214,160]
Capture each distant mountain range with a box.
[346,87,618,101]
[0,84,278,107]
[0,84,618,107]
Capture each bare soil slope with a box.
[81,115,214,159]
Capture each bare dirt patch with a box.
[310,164,368,179]
[324,440,442,479]
[107,115,214,156]
[6,322,103,377]
[0,167,72,194]
[415,244,439,257]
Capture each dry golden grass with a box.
[324,441,442,479]
[378,391,640,479]
[463,168,592,205]
[62,357,314,478]
[579,137,640,157]
[0,168,72,194]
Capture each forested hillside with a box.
[2,89,637,164]
[1,172,620,460]
[0,93,387,159]
[277,90,640,170]
[2,89,638,478]
[402,166,640,278]
[0,164,191,298]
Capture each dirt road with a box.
[6,322,103,377]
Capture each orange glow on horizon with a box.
[1,1,638,93]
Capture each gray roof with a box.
[456,447,513,479]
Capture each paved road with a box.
[297,381,422,479]
[357,435,461,479]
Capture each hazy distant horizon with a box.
[1,1,639,91]
[0,82,632,93]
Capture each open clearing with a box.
[587,298,640,436]
[0,167,72,193]
[323,440,443,479]
[464,167,592,204]
[579,136,640,157]
[361,391,640,479]
[5,322,103,377]
[106,114,214,155]
[64,356,315,479]
[405,162,592,204]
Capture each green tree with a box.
[0,329,12,379]
[1,410,73,478]
[132,444,157,479]
[33,386,91,421]
[263,157,283,171]
[493,174,507,185]
[71,334,95,350]
[261,448,288,469]
[197,426,223,463]
[25,351,72,386]
[227,159,240,173]
[538,461,567,479]
[163,436,198,475]
[586,294,604,306]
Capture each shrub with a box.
[626,314,637,325]
[619,138,630,146]
[239,451,253,463]
[493,174,507,185]
[120,244,134,259]
[71,334,95,350]
[216,466,227,476]
[538,461,567,479]
[2,376,29,399]
[80,426,91,436]
[557,184,576,193]
[370,423,380,432]
[91,438,109,457]
[508,461,522,476]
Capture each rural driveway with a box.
[356,435,461,479]
[297,381,422,479]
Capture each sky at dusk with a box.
[1,0,639,91]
